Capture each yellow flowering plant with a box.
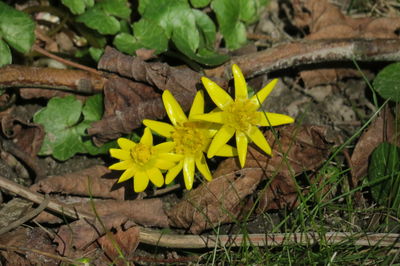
[194,64,295,167]
[109,127,181,192]
[143,90,236,190]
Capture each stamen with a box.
[172,122,208,155]
[225,99,260,132]
[131,143,152,165]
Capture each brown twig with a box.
[206,38,400,79]
[33,45,100,75]
[0,65,106,94]
[0,175,94,221]
[139,227,400,249]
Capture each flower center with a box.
[172,122,208,155]
[225,99,260,132]
[131,143,152,165]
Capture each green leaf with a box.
[368,142,400,216]
[171,10,199,53]
[113,33,139,55]
[77,7,120,35]
[0,1,35,53]
[192,9,216,49]
[97,0,131,19]
[0,39,11,67]
[33,95,114,160]
[140,0,191,38]
[34,96,84,160]
[81,94,117,155]
[88,47,103,62]
[82,94,103,121]
[138,0,151,15]
[61,0,94,15]
[211,0,247,50]
[373,62,400,102]
[239,0,257,23]
[190,0,211,8]
[132,18,168,54]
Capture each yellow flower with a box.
[109,127,181,192]
[143,90,236,190]
[194,64,294,168]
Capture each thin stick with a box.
[33,45,100,75]
[0,196,50,235]
[0,175,94,221]
[139,227,400,249]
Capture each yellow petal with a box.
[140,127,153,146]
[158,153,184,162]
[207,124,235,158]
[143,120,174,138]
[232,64,248,99]
[183,156,195,190]
[259,112,295,127]
[146,167,164,187]
[192,112,224,124]
[201,77,233,110]
[165,160,183,184]
[236,131,248,168]
[162,90,187,126]
[118,167,136,183]
[117,138,136,150]
[153,141,175,153]
[250,78,278,108]
[109,160,134,170]
[110,149,131,161]
[214,144,238,157]
[189,90,205,118]
[134,170,149,192]
[248,126,272,155]
[195,154,212,181]
[154,158,176,170]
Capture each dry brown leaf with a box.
[0,227,58,265]
[88,47,217,145]
[88,74,164,145]
[97,226,140,262]
[167,167,264,234]
[350,106,398,183]
[34,198,169,228]
[168,125,333,233]
[54,214,131,257]
[292,0,400,87]
[1,110,44,157]
[31,165,125,200]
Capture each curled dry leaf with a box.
[54,214,132,258]
[168,125,334,233]
[292,0,400,87]
[97,226,140,262]
[31,165,124,200]
[0,227,58,265]
[34,198,169,228]
[1,109,44,157]
[350,106,399,183]
[88,74,164,145]
[167,167,264,234]
[88,47,208,144]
